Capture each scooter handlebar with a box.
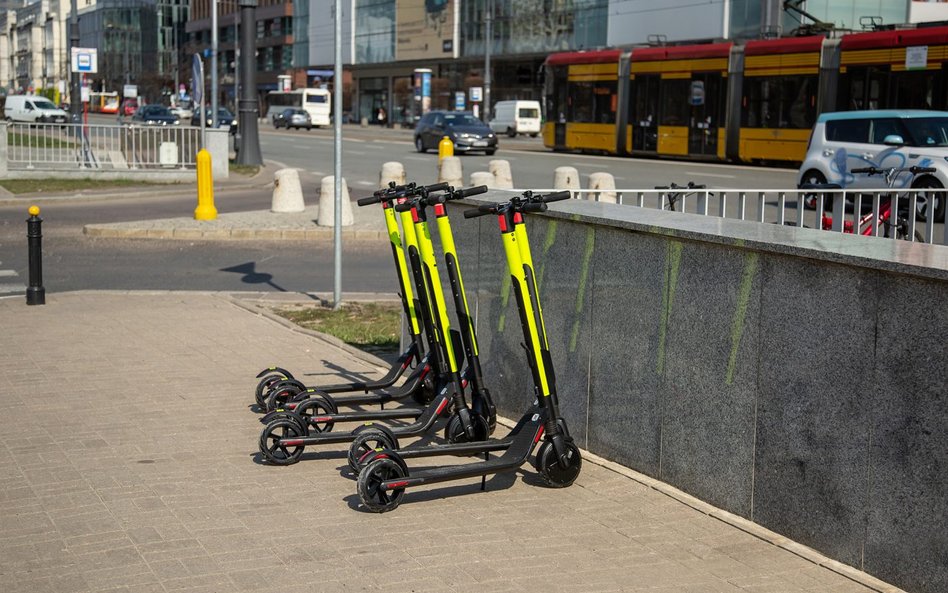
[450,185,489,199]
[540,190,572,203]
[357,195,382,206]
[463,204,495,218]
[522,202,548,213]
[424,182,450,193]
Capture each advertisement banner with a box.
[397,0,455,61]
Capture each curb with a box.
[81,224,387,242]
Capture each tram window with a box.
[568,82,594,122]
[893,71,935,109]
[742,76,816,129]
[660,79,690,126]
[567,80,617,123]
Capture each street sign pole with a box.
[192,54,205,149]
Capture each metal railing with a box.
[524,187,948,246]
[5,122,202,171]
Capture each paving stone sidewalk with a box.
[0,291,901,593]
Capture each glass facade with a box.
[356,0,395,63]
[79,0,159,99]
[461,0,608,57]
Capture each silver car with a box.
[273,108,312,130]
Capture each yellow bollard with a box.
[194,148,217,220]
[438,135,454,162]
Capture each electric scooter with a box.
[257,184,494,465]
[253,182,437,411]
[355,190,583,512]
[347,185,499,472]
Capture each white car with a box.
[170,104,194,120]
[797,110,947,222]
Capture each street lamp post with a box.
[484,0,492,123]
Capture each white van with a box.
[4,95,69,124]
[489,100,542,137]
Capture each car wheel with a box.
[415,136,426,153]
[485,149,497,156]
[912,176,945,223]
[799,170,828,210]
[506,127,516,138]
[530,133,538,138]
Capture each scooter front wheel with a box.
[347,429,398,475]
[410,370,438,405]
[535,440,582,488]
[265,383,304,412]
[259,419,306,465]
[357,457,407,513]
[444,413,491,444]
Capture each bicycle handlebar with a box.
[851,165,937,176]
[655,182,707,191]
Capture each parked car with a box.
[272,108,312,130]
[131,104,180,126]
[797,110,947,222]
[489,100,542,137]
[121,98,139,116]
[191,107,238,135]
[414,111,497,155]
[3,95,69,123]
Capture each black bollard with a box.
[26,205,45,305]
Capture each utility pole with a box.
[484,0,491,122]
[68,0,80,124]
[211,0,219,127]
[237,0,262,165]
[332,0,342,308]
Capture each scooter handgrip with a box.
[424,182,450,193]
[522,202,547,213]
[912,166,937,174]
[850,167,875,174]
[541,190,572,203]
[453,185,489,199]
[464,207,492,218]
[357,195,381,206]
[393,201,416,213]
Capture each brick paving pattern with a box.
[0,292,898,593]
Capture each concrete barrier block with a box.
[317,175,354,227]
[438,156,463,187]
[271,168,306,213]
[470,171,496,188]
[553,166,580,192]
[488,159,514,189]
[588,172,618,203]
[379,161,406,189]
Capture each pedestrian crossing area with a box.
[0,261,24,298]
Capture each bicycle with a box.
[654,181,707,212]
[800,165,932,241]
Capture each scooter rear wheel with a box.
[255,373,287,408]
[347,429,397,475]
[292,397,337,433]
[259,419,306,465]
[266,383,304,412]
[535,440,582,488]
[357,457,406,513]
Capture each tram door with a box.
[631,74,659,152]
[688,73,722,157]
[553,67,568,147]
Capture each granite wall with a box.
[440,197,947,593]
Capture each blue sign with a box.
[455,92,465,111]
[76,53,93,72]
[421,72,431,99]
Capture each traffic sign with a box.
[71,48,98,73]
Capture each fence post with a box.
[0,121,7,178]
